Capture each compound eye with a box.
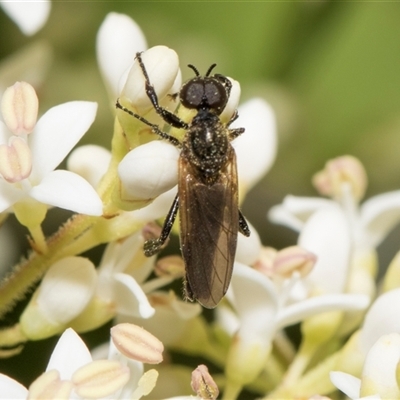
[204,80,227,111]
[180,79,204,109]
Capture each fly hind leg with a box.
[238,209,250,237]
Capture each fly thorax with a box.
[183,112,229,180]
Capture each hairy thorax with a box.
[182,109,230,183]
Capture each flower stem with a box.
[222,380,242,400]
[28,224,48,253]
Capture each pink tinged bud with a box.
[312,155,368,202]
[0,137,32,182]
[72,360,130,399]
[273,246,316,279]
[28,370,73,400]
[1,82,38,135]
[191,365,219,400]
[111,323,164,364]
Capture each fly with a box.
[116,52,250,308]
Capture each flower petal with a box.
[299,204,351,294]
[360,190,400,248]
[112,273,155,318]
[0,179,25,212]
[96,13,147,99]
[276,293,369,331]
[46,328,92,380]
[228,262,277,338]
[330,371,361,399]
[30,169,103,215]
[0,373,28,398]
[268,195,333,231]
[232,98,277,190]
[29,101,97,180]
[0,0,51,35]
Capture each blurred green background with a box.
[1,0,400,390]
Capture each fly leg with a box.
[226,110,245,140]
[136,52,189,130]
[143,194,179,256]
[116,100,181,147]
[239,209,250,237]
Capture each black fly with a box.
[116,52,250,308]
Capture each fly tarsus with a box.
[143,238,164,257]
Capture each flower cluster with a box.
[0,5,400,400]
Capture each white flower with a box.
[0,0,51,36]
[269,156,400,254]
[94,232,160,320]
[19,232,174,340]
[0,326,160,399]
[0,82,102,216]
[220,262,369,388]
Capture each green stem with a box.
[265,351,340,399]
[0,214,97,318]
[28,224,48,253]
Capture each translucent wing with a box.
[178,146,239,308]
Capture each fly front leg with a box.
[143,193,180,256]
[136,52,189,130]
[116,99,181,148]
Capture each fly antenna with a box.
[188,64,200,76]
[205,63,217,77]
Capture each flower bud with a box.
[122,46,180,112]
[0,137,32,182]
[72,360,130,399]
[111,323,164,364]
[191,365,219,400]
[20,257,97,340]
[118,140,179,201]
[67,144,111,188]
[1,81,38,135]
[232,98,277,193]
[312,155,367,202]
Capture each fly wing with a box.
[178,147,239,308]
